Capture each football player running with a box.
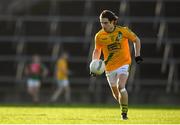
[90,10,143,120]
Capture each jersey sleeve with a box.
[94,33,102,50]
[123,27,137,42]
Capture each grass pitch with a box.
[0,104,179,124]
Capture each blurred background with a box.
[0,0,179,105]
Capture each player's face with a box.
[100,18,114,33]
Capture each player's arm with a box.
[124,27,143,64]
[133,36,141,57]
[133,36,143,64]
[92,48,101,60]
[92,34,102,60]
[90,34,102,76]
[42,64,48,77]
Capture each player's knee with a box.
[120,88,127,94]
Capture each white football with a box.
[89,59,105,75]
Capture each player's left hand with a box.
[135,56,143,64]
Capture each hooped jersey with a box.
[95,26,137,71]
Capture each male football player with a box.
[91,10,143,120]
[51,53,71,103]
[25,55,48,103]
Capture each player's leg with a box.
[51,80,64,102]
[51,87,64,102]
[27,79,38,103]
[64,85,71,103]
[31,80,40,103]
[33,84,40,103]
[109,86,120,103]
[63,80,71,103]
[27,86,38,103]
[117,65,129,120]
[118,74,128,119]
[106,71,120,103]
[27,86,34,97]
[27,79,33,95]
[107,70,127,120]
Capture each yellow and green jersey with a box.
[56,58,68,80]
[95,26,137,71]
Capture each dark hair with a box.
[99,10,118,22]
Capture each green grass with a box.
[0,104,180,124]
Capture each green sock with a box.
[121,104,128,114]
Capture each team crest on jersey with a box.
[115,31,122,42]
